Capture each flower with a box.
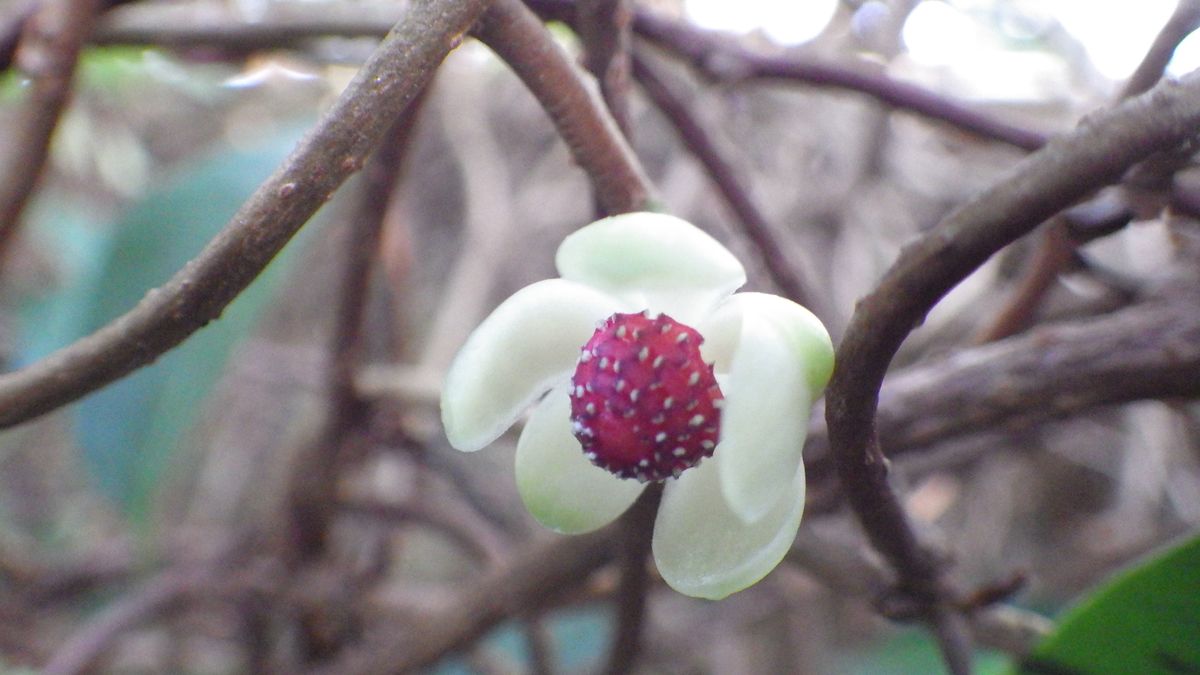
[440,212,833,599]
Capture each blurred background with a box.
[0,0,1198,672]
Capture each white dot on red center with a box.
[569,311,724,483]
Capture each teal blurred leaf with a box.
[429,607,612,674]
[838,629,1009,675]
[17,122,318,519]
[1017,535,1200,675]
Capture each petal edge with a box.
[555,213,746,323]
[652,458,806,600]
[516,385,644,533]
[709,302,810,523]
[441,279,625,452]
[699,293,829,523]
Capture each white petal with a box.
[699,293,833,523]
[702,292,834,397]
[515,384,645,534]
[441,279,626,452]
[652,457,806,600]
[555,213,746,323]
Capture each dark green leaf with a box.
[1018,535,1200,675]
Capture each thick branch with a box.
[806,286,1200,478]
[0,0,491,428]
[826,70,1200,610]
[945,286,1200,425]
[474,0,652,215]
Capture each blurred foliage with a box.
[75,46,161,93]
[1017,534,1200,675]
[2,46,231,100]
[839,630,1009,675]
[430,608,612,674]
[18,123,315,521]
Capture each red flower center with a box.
[569,311,724,482]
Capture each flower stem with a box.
[605,482,662,674]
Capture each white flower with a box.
[440,212,833,599]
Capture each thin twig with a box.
[930,605,974,675]
[603,482,661,675]
[525,617,557,675]
[1,0,138,70]
[632,52,813,306]
[576,0,634,218]
[826,71,1200,672]
[314,511,630,675]
[523,0,1047,150]
[474,0,652,215]
[0,0,38,69]
[98,0,1049,156]
[89,0,1200,232]
[91,1,402,49]
[42,567,210,675]
[0,0,491,429]
[23,541,135,606]
[1121,0,1200,100]
[788,527,1052,659]
[283,88,430,662]
[968,606,1054,657]
[576,0,633,137]
[338,497,507,566]
[972,220,1076,343]
[0,0,99,267]
[628,8,1048,152]
[285,86,429,564]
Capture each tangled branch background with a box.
[0,0,1198,672]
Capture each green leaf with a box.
[1017,535,1200,675]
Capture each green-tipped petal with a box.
[652,457,806,600]
[516,384,645,533]
[441,279,626,452]
[712,292,834,397]
[555,213,746,323]
[700,293,829,523]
